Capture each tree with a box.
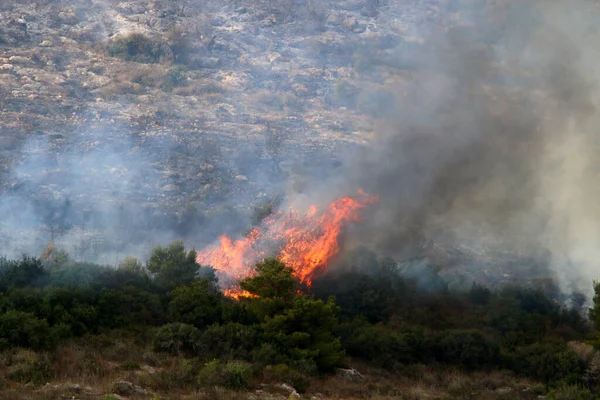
[260,296,345,372]
[240,258,296,300]
[168,279,222,328]
[240,258,297,320]
[240,258,344,372]
[147,241,199,288]
[118,257,144,274]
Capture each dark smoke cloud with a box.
[321,0,600,297]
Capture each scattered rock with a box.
[112,381,151,397]
[8,55,30,65]
[496,387,513,394]
[335,367,364,381]
[342,17,358,30]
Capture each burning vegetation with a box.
[196,190,378,297]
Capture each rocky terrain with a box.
[0,0,466,260]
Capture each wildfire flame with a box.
[196,190,378,298]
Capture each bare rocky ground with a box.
[0,0,475,262]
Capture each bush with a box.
[0,310,55,350]
[263,364,310,393]
[345,325,431,368]
[153,323,201,355]
[197,359,252,390]
[6,350,51,385]
[547,384,595,400]
[167,279,222,328]
[201,323,260,360]
[433,330,499,369]
[106,33,173,63]
[509,342,585,385]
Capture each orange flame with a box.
[196,191,378,297]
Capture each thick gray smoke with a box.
[324,0,600,298]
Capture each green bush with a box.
[6,350,51,385]
[221,361,253,390]
[106,33,173,63]
[263,364,310,393]
[120,361,141,371]
[434,330,499,369]
[547,384,595,400]
[509,342,585,385]
[167,279,222,328]
[201,323,260,360]
[197,359,252,390]
[0,310,55,350]
[153,323,201,355]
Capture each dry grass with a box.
[0,341,549,400]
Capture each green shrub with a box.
[434,330,499,369]
[509,342,585,385]
[153,323,201,355]
[120,361,141,371]
[201,323,260,360]
[167,279,222,328]
[0,310,55,350]
[547,384,595,400]
[106,33,173,63]
[221,361,253,390]
[164,67,188,89]
[263,364,310,393]
[7,350,51,385]
[197,359,252,390]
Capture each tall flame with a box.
[196,190,378,297]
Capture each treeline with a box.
[0,241,599,395]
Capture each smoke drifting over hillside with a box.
[2,0,600,297]
[336,1,600,297]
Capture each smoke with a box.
[319,0,600,298]
[4,0,600,298]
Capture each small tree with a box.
[118,257,144,274]
[168,279,222,328]
[240,258,344,372]
[240,258,297,320]
[147,241,199,288]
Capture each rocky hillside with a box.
[0,0,468,259]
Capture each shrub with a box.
[167,279,222,328]
[197,359,252,390]
[547,384,595,400]
[6,350,51,385]
[153,323,201,355]
[147,241,199,288]
[0,310,54,350]
[201,323,260,360]
[509,342,585,385]
[433,330,499,369]
[164,67,188,89]
[221,361,253,390]
[120,361,141,371]
[106,33,173,63]
[263,364,310,393]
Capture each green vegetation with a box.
[0,242,599,397]
[106,33,173,64]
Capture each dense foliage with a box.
[0,242,599,394]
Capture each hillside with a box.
[3,0,600,399]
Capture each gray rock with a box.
[112,381,150,397]
[335,367,363,381]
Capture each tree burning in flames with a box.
[196,190,378,298]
